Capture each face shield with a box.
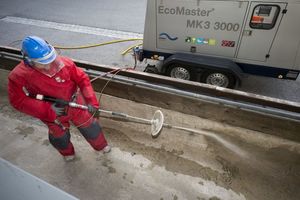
[32,48,65,77]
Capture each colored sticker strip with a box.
[221,40,235,47]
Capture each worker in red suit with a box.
[8,36,111,161]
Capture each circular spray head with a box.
[150,110,164,138]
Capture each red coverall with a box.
[8,56,108,156]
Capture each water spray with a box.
[22,87,246,156]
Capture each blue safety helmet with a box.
[21,36,56,65]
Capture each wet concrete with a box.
[0,69,300,200]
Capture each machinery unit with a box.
[140,0,300,88]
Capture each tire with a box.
[200,70,236,88]
[166,64,192,80]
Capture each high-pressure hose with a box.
[53,38,142,50]
[52,37,144,126]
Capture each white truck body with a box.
[142,0,300,83]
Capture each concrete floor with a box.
[0,69,300,200]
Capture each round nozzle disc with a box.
[151,110,164,138]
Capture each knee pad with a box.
[49,131,71,150]
[78,120,102,140]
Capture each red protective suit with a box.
[8,56,108,156]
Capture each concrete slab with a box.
[0,69,300,200]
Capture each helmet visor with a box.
[32,45,57,65]
[33,56,65,77]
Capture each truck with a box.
[138,0,300,88]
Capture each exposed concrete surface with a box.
[0,69,300,200]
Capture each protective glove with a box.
[51,103,65,116]
[87,104,99,117]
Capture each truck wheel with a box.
[167,64,191,80]
[201,70,236,88]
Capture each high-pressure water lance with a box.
[22,87,164,138]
